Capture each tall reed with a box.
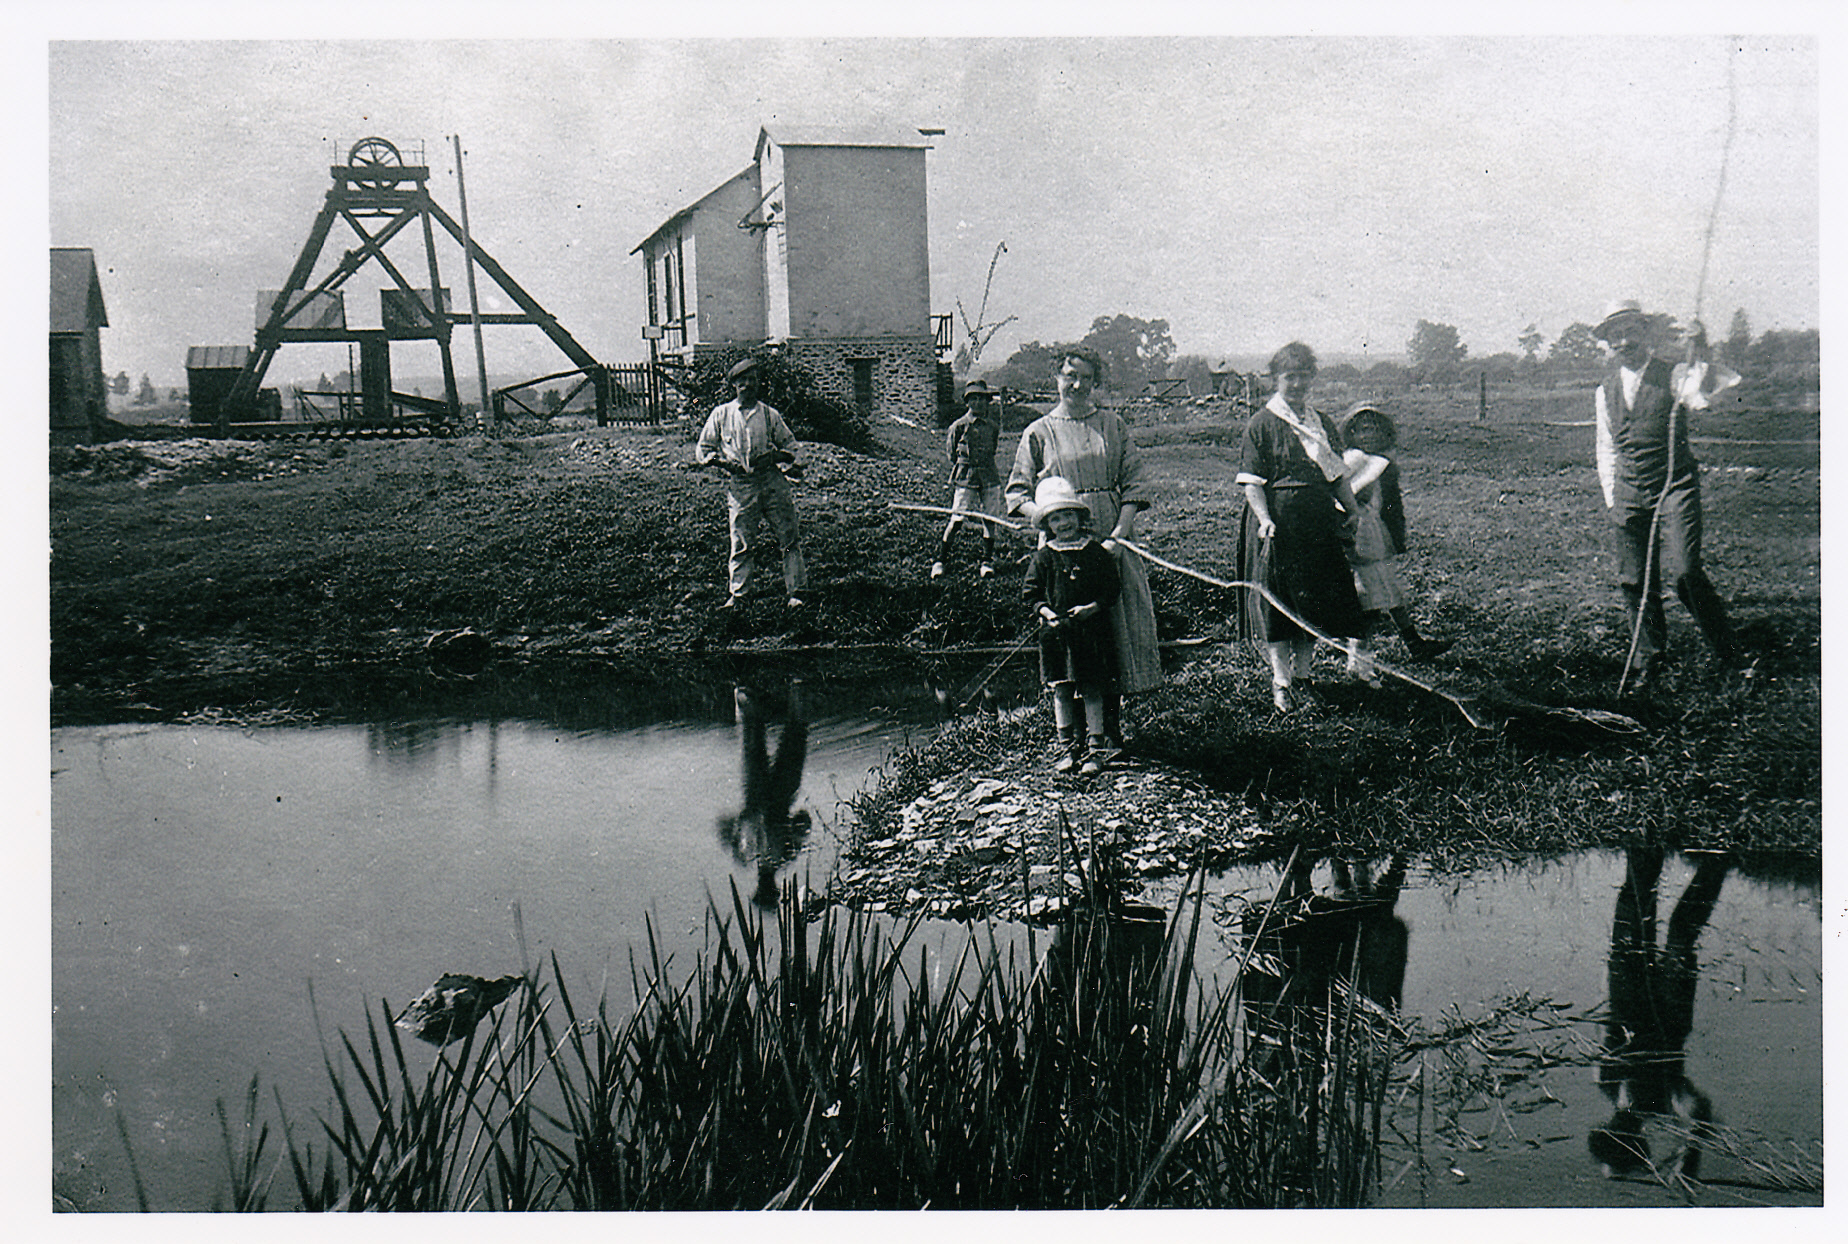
[181,874,1400,1210]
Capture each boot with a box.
[1080,735,1110,774]
[1054,725,1083,774]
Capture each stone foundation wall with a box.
[781,336,938,423]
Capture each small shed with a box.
[50,248,108,443]
[186,345,252,426]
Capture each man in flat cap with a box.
[695,356,808,610]
[1591,301,1740,687]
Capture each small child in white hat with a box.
[1023,476,1121,774]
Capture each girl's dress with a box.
[1005,408,1163,692]
[1343,448,1407,614]
[1234,396,1367,643]
[1025,536,1122,687]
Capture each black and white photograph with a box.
[19,1,1832,1226]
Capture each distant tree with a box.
[1478,352,1522,383]
[984,339,1070,394]
[1518,324,1545,366]
[1167,353,1215,396]
[168,388,183,402]
[1407,320,1468,384]
[1637,311,1683,350]
[1745,328,1820,391]
[110,370,130,395]
[1362,360,1409,390]
[133,374,158,406]
[1722,308,1752,369]
[1546,322,1606,372]
[1320,361,1361,385]
[1081,314,1176,394]
[316,372,332,392]
[543,389,563,413]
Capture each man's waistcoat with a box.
[1605,356,1696,492]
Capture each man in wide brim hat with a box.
[1589,298,1740,688]
[1592,299,1649,344]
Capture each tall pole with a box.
[453,135,493,434]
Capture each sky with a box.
[29,6,1826,393]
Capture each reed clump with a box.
[198,878,1400,1211]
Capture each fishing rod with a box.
[1114,538,1494,728]
[887,501,1028,532]
[892,501,1491,724]
[944,624,1041,711]
[1617,44,1739,696]
[890,502,1036,708]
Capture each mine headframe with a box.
[218,137,609,434]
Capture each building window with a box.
[850,358,876,411]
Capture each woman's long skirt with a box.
[1237,483,1367,644]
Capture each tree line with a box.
[971,308,1818,396]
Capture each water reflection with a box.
[717,680,812,908]
[1590,847,1729,1181]
[1229,854,1411,1205]
[1240,853,1410,1077]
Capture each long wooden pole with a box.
[453,136,492,434]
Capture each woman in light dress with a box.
[1006,347,1163,751]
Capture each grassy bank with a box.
[49,392,1821,863]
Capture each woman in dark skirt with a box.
[1235,342,1369,712]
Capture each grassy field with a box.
[49,386,1821,865]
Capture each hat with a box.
[1593,300,1646,342]
[963,378,993,398]
[1340,402,1397,449]
[726,356,763,381]
[1032,476,1090,529]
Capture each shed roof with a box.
[186,345,251,371]
[50,248,108,333]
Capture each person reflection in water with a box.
[1589,846,1730,1181]
[716,679,811,909]
[1240,854,1410,1076]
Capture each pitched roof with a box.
[50,248,107,333]
[631,165,759,254]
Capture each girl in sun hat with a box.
[1024,476,1121,775]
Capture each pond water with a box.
[50,669,1821,1211]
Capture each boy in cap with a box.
[1591,301,1740,687]
[695,356,809,609]
[932,379,1004,580]
[1024,476,1121,775]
